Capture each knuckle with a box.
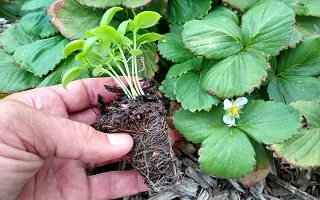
[73,122,96,141]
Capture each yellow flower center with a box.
[228,106,240,117]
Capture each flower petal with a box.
[223,115,235,126]
[235,97,248,107]
[223,99,233,110]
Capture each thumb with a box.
[0,100,133,163]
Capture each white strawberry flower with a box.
[223,97,248,127]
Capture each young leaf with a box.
[166,58,202,78]
[117,20,129,37]
[75,0,152,9]
[130,49,143,56]
[137,33,164,45]
[165,0,211,24]
[64,40,85,58]
[62,66,82,88]
[237,100,300,144]
[182,17,243,59]
[21,0,55,11]
[93,25,121,43]
[159,77,178,100]
[0,50,43,93]
[133,11,161,30]
[268,35,320,103]
[0,24,36,54]
[47,0,104,40]
[13,36,70,77]
[158,32,194,63]
[175,71,220,112]
[242,0,295,56]
[83,37,98,52]
[272,101,320,167]
[100,7,123,26]
[38,55,89,87]
[20,11,57,38]
[202,51,268,98]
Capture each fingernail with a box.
[107,133,132,146]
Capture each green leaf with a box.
[242,0,295,56]
[268,76,320,103]
[199,127,256,178]
[166,57,202,78]
[21,0,55,11]
[93,25,121,43]
[62,66,82,88]
[159,77,178,100]
[268,36,320,103]
[100,7,123,26]
[158,32,194,63]
[203,6,239,25]
[277,36,320,77]
[47,0,104,40]
[173,107,255,178]
[20,11,57,38]
[0,50,43,93]
[296,16,320,34]
[272,101,320,167]
[182,18,243,59]
[64,40,85,58]
[165,0,211,24]
[38,55,89,87]
[237,100,301,144]
[294,0,320,17]
[13,36,70,77]
[133,11,161,30]
[0,24,36,54]
[137,33,164,45]
[175,71,220,112]
[202,51,268,98]
[74,0,152,8]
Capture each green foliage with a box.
[20,11,57,38]
[47,0,104,40]
[267,36,320,103]
[13,36,69,77]
[0,24,36,54]
[173,101,300,178]
[0,50,43,93]
[272,101,320,167]
[165,0,211,24]
[0,0,320,180]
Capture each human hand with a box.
[0,78,149,200]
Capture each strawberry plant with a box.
[0,0,320,195]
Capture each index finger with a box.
[6,78,118,114]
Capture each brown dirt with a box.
[91,83,180,192]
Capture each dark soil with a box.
[91,83,180,192]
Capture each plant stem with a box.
[117,45,139,97]
[133,31,145,95]
[102,68,133,98]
